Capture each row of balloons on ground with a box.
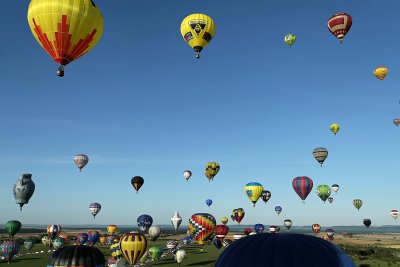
[25,0,357,76]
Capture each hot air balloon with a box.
[171,212,182,231]
[390,210,399,220]
[327,13,352,44]
[0,240,20,263]
[363,219,371,228]
[148,246,163,261]
[180,14,216,59]
[205,162,220,181]
[88,230,100,245]
[292,176,313,203]
[24,240,34,253]
[233,208,245,224]
[269,226,277,233]
[73,154,89,171]
[110,242,123,260]
[183,170,192,181]
[176,249,186,266]
[325,229,335,239]
[131,176,144,193]
[394,119,400,127]
[166,239,179,252]
[5,220,21,238]
[89,202,101,219]
[313,147,328,167]
[13,173,35,211]
[77,233,89,245]
[214,234,356,267]
[331,184,340,193]
[52,237,65,250]
[214,238,223,250]
[183,236,192,245]
[188,213,216,246]
[284,34,296,47]
[284,219,292,230]
[47,245,105,267]
[353,199,363,211]
[215,225,229,241]
[330,123,340,135]
[107,225,118,235]
[47,225,62,241]
[312,223,321,235]
[28,0,104,77]
[221,217,228,225]
[244,228,252,236]
[137,214,153,232]
[254,224,265,234]
[99,235,107,245]
[316,185,331,203]
[206,199,213,207]
[374,66,388,80]
[328,197,334,203]
[244,182,263,207]
[42,236,50,246]
[275,206,282,215]
[119,233,148,265]
[148,225,161,241]
[261,190,272,204]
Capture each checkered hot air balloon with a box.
[292,176,313,203]
[327,12,352,43]
[89,202,101,219]
[188,213,216,246]
[73,154,89,171]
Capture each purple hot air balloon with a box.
[76,233,89,245]
[292,176,313,203]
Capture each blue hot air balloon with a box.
[206,199,213,207]
[254,224,265,234]
[137,214,153,232]
[275,206,282,215]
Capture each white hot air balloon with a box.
[284,219,292,230]
[148,225,161,241]
[390,210,399,220]
[176,249,186,266]
[74,154,89,172]
[183,170,192,181]
[171,212,182,231]
[269,226,277,233]
[13,173,36,211]
[331,184,339,193]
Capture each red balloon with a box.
[244,228,252,236]
[327,13,352,43]
[215,225,229,241]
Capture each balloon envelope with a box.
[148,225,161,241]
[292,176,313,202]
[13,173,36,210]
[73,154,89,171]
[89,203,101,218]
[0,240,19,263]
[137,214,153,232]
[47,245,105,267]
[171,212,182,230]
[119,233,148,265]
[215,234,355,267]
[5,220,22,238]
[374,66,388,80]
[131,176,144,193]
[176,249,186,263]
[327,13,352,43]
[313,147,328,166]
[244,182,263,207]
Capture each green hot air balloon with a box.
[353,199,363,211]
[316,185,331,203]
[5,220,22,238]
[148,246,163,261]
[284,34,296,47]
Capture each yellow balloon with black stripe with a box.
[330,123,340,135]
[27,0,104,76]
[244,182,263,207]
[180,13,216,59]
[119,233,148,265]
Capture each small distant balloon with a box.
[390,210,399,220]
[353,199,363,211]
[284,34,296,47]
[331,184,339,193]
[328,197,334,204]
[330,123,340,135]
[89,203,101,218]
[206,199,213,207]
[313,147,328,167]
[327,13,352,44]
[74,154,89,171]
[373,66,388,80]
[183,170,192,181]
[131,176,144,193]
[275,206,282,215]
[393,119,400,127]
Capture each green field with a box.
[1,240,400,266]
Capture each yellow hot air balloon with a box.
[180,13,216,59]
[221,217,229,225]
[107,225,118,235]
[205,162,220,181]
[119,233,148,265]
[244,182,263,207]
[330,123,340,135]
[27,0,104,77]
[373,66,388,80]
[99,235,107,245]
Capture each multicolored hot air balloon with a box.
[27,0,104,77]
[328,197,334,204]
[232,208,245,224]
[89,202,101,218]
[180,14,216,59]
[325,229,335,239]
[313,147,328,167]
[316,185,331,203]
[13,173,35,211]
[284,34,296,47]
[148,225,161,241]
[327,13,352,43]
[183,170,192,181]
[131,176,144,193]
[284,219,292,230]
[205,162,220,181]
[215,225,229,241]
[390,210,399,220]
[110,242,123,260]
[137,214,153,232]
[353,199,363,211]
[5,220,22,238]
[254,224,265,234]
[171,212,182,231]
[52,237,65,250]
[119,233,149,265]
[374,66,388,80]
[47,225,62,240]
[292,176,313,203]
[87,230,100,245]
[77,233,88,245]
[275,206,282,215]
[73,154,89,171]
[206,199,213,207]
[312,224,321,235]
[244,182,263,207]
[331,184,340,193]
[188,213,216,246]
[107,225,118,235]
[330,123,340,135]
[47,245,105,267]
[363,219,371,228]
[394,119,400,127]
[261,190,272,204]
[221,217,228,225]
[0,240,20,263]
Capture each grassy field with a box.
[1,239,400,266]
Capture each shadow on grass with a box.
[186,260,215,266]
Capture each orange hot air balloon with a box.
[327,13,352,43]
[27,0,104,77]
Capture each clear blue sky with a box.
[1,0,399,228]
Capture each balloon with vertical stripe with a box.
[47,245,105,267]
[47,225,62,240]
[292,176,313,203]
[119,233,148,265]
